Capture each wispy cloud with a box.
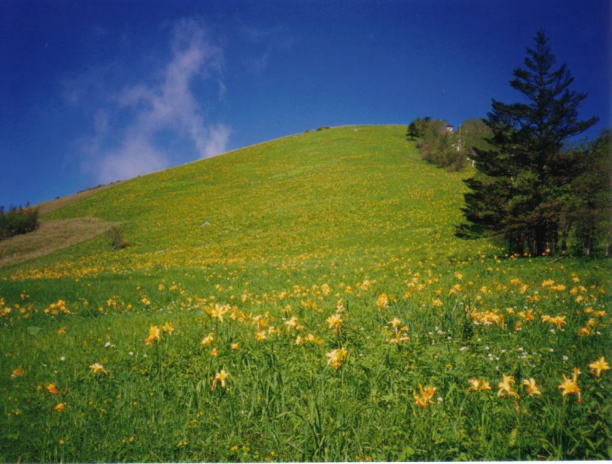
[238,22,294,76]
[74,19,230,184]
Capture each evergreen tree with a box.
[456,31,598,255]
[570,130,611,256]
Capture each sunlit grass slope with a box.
[33,125,475,272]
[0,126,609,462]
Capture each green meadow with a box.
[0,126,609,461]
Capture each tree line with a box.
[407,117,493,171]
[0,206,39,240]
[409,32,610,257]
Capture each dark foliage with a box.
[456,32,603,256]
[408,117,491,172]
[0,205,39,240]
[106,225,130,250]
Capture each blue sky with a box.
[1,0,610,207]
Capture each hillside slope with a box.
[5,125,487,277]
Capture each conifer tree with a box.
[456,31,598,255]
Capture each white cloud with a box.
[77,19,229,184]
[202,124,231,158]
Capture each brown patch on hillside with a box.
[0,217,115,268]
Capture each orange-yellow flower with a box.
[54,402,66,412]
[326,348,348,369]
[467,378,491,392]
[558,368,581,401]
[89,362,109,375]
[46,383,61,394]
[201,333,215,346]
[145,326,161,345]
[284,316,299,330]
[209,304,229,322]
[326,313,343,332]
[414,384,437,407]
[161,322,174,334]
[521,378,541,396]
[11,367,24,378]
[376,293,389,310]
[211,369,229,390]
[497,374,518,398]
[541,314,566,330]
[588,357,610,377]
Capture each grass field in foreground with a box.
[0,126,609,461]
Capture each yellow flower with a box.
[414,384,437,407]
[497,374,518,398]
[284,316,299,330]
[89,362,109,375]
[209,304,229,322]
[467,378,491,392]
[231,343,239,350]
[588,357,610,377]
[376,293,389,310]
[577,324,591,335]
[11,367,25,378]
[388,317,402,329]
[210,348,219,357]
[255,330,267,341]
[541,314,566,330]
[521,378,541,396]
[558,368,582,400]
[54,402,66,411]
[57,327,67,334]
[145,326,161,345]
[201,333,215,346]
[326,313,343,332]
[211,369,229,390]
[518,309,535,322]
[161,322,174,334]
[558,372,581,402]
[388,333,409,344]
[46,383,61,394]
[326,347,348,369]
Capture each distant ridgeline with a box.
[0,205,39,240]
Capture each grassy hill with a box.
[0,126,609,461]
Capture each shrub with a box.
[0,206,39,240]
[106,226,130,250]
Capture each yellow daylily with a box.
[588,357,610,377]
